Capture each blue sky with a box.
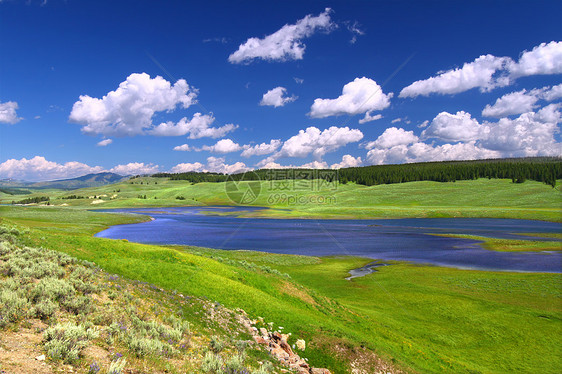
[0,0,561,181]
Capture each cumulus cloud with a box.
[369,105,561,165]
[480,104,561,156]
[0,101,22,124]
[241,139,282,157]
[358,112,382,124]
[309,77,392,121]
[542,83,562,101]
[365,127,418,150]
[200,139,242,154]
[69,73,197,137]
[206,156,249,174]
[399,42,562,98]
[422,111,482,142]
[96,139,113,147]
[173,144,191,151]
[330,154,362,169]
[508,41,562,79]
[260,87,297,107]
[109,162,160,176]
[228,8,335,64]
[276,126,363,159]
[170,162,204,173]
[482,89,542,117]
[399,55,511,98]
[0,156,104,181]
[150,113,238,139]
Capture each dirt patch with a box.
[0,326,53,374]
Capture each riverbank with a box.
[1,205,561,373]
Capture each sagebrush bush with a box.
[202,351,223,373]
[210,335,227,353]
[43,322,98,363]
[127,336,165,357]
[0,289,30,326]
[107,358,126,374]
[29,299,58,320]
[30,277,76,304]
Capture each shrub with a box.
[29,278,76,304]
[29,299,58,320]
[201,351,222,372]
[0,289,30,326]
[252,362,274,374]
[127,336,165,357]
[107,358,127,374]
[210,335,227,353]
[43,323,98,363]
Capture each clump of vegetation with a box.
[0,223,282,373]
[11,196,49,204]
[43,322,99,363]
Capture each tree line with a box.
[152,157,561,187]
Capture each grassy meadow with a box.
[2,177,561,222]
[0,177,561,373]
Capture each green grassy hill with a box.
[1,202,561,373]
[2,177,560,221]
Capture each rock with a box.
[35,355,45,361]
[259,327,269,337]
[311,369,332,374]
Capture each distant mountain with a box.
[28,172,128,190]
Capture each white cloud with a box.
[358,112,382,124]
[241,139,282,157]
[258,160,329,169]
[366,141,501,165]
[294,77,304,84]
[330,154,362,169]
[96,139,113,147]
[150,113,238,139]
[399,55,511,98]
[391,118,402,124]
[346,20,365,44]
[109,162,160,176]
[365,105,561,165]
[173,144,191,151]
[482,89,541,117]
[508,41,562,79]
[365,127,418,150]
[542,83,562,101]
[301,161,329,169]
[200,139,242,154]
[69,73,197,137]
[309,77,392,121]
[0,101,22,124]
[206,156,249,174]
[260,87,297,107]
[170,158,249,175]
[228,8,335,64]
[0,156,104,181]
[170,162,204,173]
[422,111,482,142]
[276,126,364,159]
[399,42,562,98]
[480,104,561,156]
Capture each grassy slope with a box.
[1,205,561,373]
[2,178,561,221]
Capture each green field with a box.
[2,177,561,222]
[0,178,561,373]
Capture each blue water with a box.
[95,206,562,273]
